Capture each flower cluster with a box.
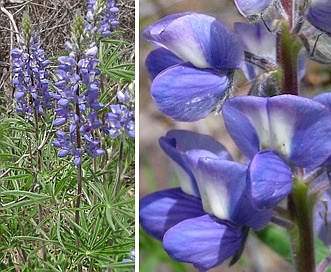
[141,0,331,271]
[11,16,52,119]
[141,95,331,269]
[103,82,135,139]
[86,0,119,37]
[140,130,273,270]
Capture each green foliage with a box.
[316,237,331,271]
[0,33,135,272]
[255,225,292,262]
[256,225,331,272]
[98,34,135,84]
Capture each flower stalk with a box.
[277,21,300,95]
[288,177,316,272]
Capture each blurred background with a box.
[139,0,331,271]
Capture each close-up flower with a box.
[143,12,244,122]
[222,94,331,168]
[140,130,274,271]
[140,1,331,271]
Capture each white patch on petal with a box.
[199,181,229,220]
[172,163,197,197]
[269,111,294,158]
[245,109,271,150]
[153,15,211,68]
[169,41,210,68]
[194,158,229,220]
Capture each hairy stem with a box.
[288,178,316,272]
[281,0,293,30]
[270,215,293,229]
[244,51,278,71]
[276,22,300,95]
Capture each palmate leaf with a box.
[98,38,134,84]
[101,260,135,269]
[0,173,33,181]
[0,190,51,210]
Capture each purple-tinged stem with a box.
[276,24,299,95]
[281,0,293,30]
[32,83,47,267]
[271,215,293,229]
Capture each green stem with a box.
[288,178,316,272]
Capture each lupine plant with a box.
[140,0,331,271]
[0,0,134,270]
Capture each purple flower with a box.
[122,249,135,263]
[143,12,243,70]
[11,33,52,117]
[86,0,119,37]
[305,0,331,34]
[83,134,104,158]
[72,148,84,166]
[141,189,247,272]
[52,22,104,164]
[126,120,135,139]
[223,94,331,168]
[103,104,134,139]
[143,12,244,122]
[140,130,272,270]
[233,0,273,19]
[53,130,73,158]
[222,94,331,208]
[103,85,135,140]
